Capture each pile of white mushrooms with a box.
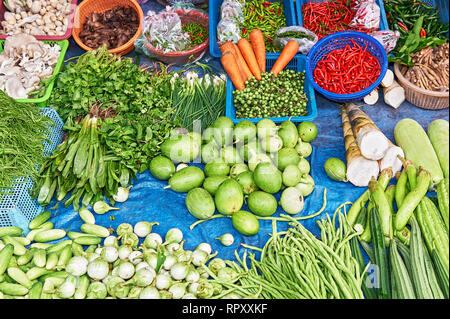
[1,0,72,37]
[0,34,61,99]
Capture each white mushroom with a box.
[31,1,42,14]
[23,75,41,89]
[5,75,28,99]
[4,12,17,25]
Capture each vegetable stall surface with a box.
[78,6,140,50]
[0,91,52,197]
[313,42,381,94]
[241,0,287,53]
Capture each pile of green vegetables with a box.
[31,105,155,210]
[182,23,208,50]
[385,0,449,66]
[0,216,249,299]
[48,46,175,123]
[346,118,449,299]
[233,70,308,119]
[148,116,319,237]
[352,206,448,299]
[0,91,53,197]
[207,208,366,299]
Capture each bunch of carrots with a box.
[220,30,300,90]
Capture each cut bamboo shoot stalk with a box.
[381,69,394,88]
[364,87,379,105]
[383,80,405,109]
[379,140,405,176]
[346,103,390,161]
[342,110,380,187]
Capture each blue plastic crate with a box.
[426,0,449,25]
[0,108,64,231]
[306,31,388,103]
[226,54,317,123]
[209,0,297,58]
[294,0,389,32]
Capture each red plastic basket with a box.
[0,0,78,41]
[143,9,209,65]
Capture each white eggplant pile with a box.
[0,214,245,299]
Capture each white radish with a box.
[363,88,379,105]
[381,69,394,88]
[383,80,405,109]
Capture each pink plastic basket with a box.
[0,0,78,41]
[143,9,209,65]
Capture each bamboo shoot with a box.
[342,110,380,187]
[346,103,390,161]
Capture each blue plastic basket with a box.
[425,0,449,25]
[226,54,317,123]
[0,108,64,231]
[209,0,297,58]
[306,31,388,103]
[294,0,389,32]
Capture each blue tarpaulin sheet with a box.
[43,0,449,262]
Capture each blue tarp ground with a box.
[42,0,449,262]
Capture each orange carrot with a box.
[232,43,253,82]
[237,38,262,80]
[220,41,235,55]
[270,40,299,75]
[249,29,266,73]
[221,51,246,91]
[220,42,253,82]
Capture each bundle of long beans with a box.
[0,91,53,197]
[205,208,366,299]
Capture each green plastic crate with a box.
[0,39,69,107]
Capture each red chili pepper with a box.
[398,22,409,32]
[313,44,380,94]
[420,27,427,37]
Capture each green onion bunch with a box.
[171,71,226,132]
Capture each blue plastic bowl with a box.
[306,31,388,103]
